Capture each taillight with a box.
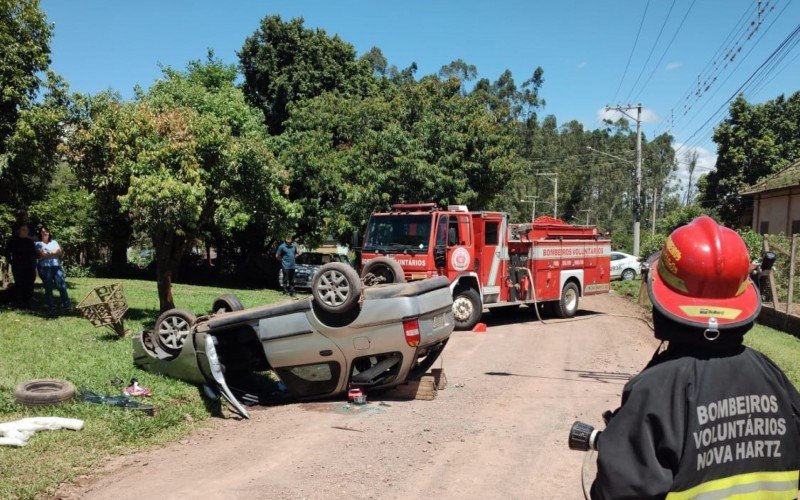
[403,318,420,347]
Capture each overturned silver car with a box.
[133,263,454,418]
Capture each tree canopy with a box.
[699,92,800,226]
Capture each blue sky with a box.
[41,0,800,179]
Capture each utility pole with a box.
[535,172,558,218]
[605,103,643,256]
[580,209,592,225]
[520,195,538,222]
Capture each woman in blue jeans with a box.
[36,225,70,313]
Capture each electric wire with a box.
[671,1,770,120]
[674,22,800,157]
[630,0,698,101]
[624,0,678,103]
[611,0,652,104]
[675,12,798,156]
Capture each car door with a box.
[610,252,624,278]
[257,308,349,398]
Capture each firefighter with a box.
[591,216,800,499]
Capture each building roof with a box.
[740,159,800,195]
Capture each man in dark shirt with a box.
[275,236,299,296]
[591,216,800,499]
[4,224,37,309]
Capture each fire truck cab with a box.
[360,203,611,330]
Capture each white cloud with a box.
[665,61,682,71]
[576,61,588,69]
[596,107,660,124]
[673,143,717,201]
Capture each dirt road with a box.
[60,292,658,499]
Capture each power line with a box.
[611,0,651,104]
[672,1,757,108]
[673,0,783,135]
[631,0,698,101]
[674,5,795,154]
[675,22,800,157]
[624,0,678,103]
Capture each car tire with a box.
[14,379,76,407]
[452,288,482,330]
[621,268,637,281]
[556,282,580,319]
[212,294,244,313]
[361,257,407,286]
[312,262,362,315]
[154,309,196,355]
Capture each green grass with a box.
[744,324,800,388]
[612,280,800,389]
[0,277,285,499]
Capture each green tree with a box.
[65,92,137,273]
[0,0,52,156]
[700,92,800,226]
[67,59,294,309]
[239,15,379,134]
[280,76,522,243]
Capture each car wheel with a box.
[556,282,580,318]
[452,288,482,330]
[312,262,362,314]
[212,294,244,313]
[621,268,637,281]
[154,309,196,355]
[14,379,76,407]
[361,257,407,286]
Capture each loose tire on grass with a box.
[555,282,580,319]
[361,257,406,285]
[212,293,244,313]
[154,308,196,355]
[452,288,482,330]
[312,262,362,315]
[14,379,76,407]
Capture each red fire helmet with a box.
[647,216,760,330]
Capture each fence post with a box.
[763,236,779,310]
[787,234,797,316]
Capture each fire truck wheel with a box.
[556,282,580,318]
[361,257,407,285]
[312,262,362,314]
[452,288,482,330]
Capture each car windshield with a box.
[364,215,432,252]
[296,253,337,265]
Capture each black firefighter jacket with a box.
[591,344,800,499]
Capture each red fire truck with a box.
[359,203,612,330]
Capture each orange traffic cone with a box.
[472,322,487,333]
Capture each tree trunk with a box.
[154,229,188,312]
[110,238,128,276]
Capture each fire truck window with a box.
[448,218,459,246]
[457,215,471,245]
[365,215,433,250]
[485,222,499,245]
[436,216,448,247]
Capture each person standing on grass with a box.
[4,224,37,309]
[35,225,70,314]
[276,235,299,296]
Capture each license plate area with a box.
[433,313,446,329]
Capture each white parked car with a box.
[610,252,641,281]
